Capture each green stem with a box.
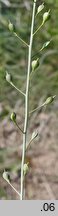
[29,103,44,114]
[14,32,29,47]
[20,0,36,200]
[7,181,21,198]
[15,121,25,134]
[33,23,43,36]
[10,81,25,97]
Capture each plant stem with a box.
[33,23,43,36]
[6,180,21,198]
[14,32,29,47]
[10,81,25,97]
[20,0,36,200]
[15,121,25,134]
[29,103,44,114]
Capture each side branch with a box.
[29,95,56,115]
[6,72,25,97]
[3,171,21,198]
[10,81,26,97]
[14,32,29,47]
[8,21,29,47]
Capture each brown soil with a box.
[0,100,58,200]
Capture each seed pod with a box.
[3,171,10,183]
[6,72,11,82]
[11,112,16,122]
[36,3,44,15]
[44,95,56,105]
[23,163,29,176]
[8,21,13,31]
[32,58,39,71]
[40,41,50,51]
[43,10,50,24]
[31,131,38,140]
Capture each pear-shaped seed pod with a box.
[31,131,38,140]
[11,112,16,122]
[40,41,50,51]
[44,96,56,105]
[32,58,39,71]
[37,3,44,15]
[3,171,10,183]
[23,163,29,176]
[43,10,50,24]
[8,21,13,31]
[6,72,11,82]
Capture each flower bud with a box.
[8,21,13,31]
[23,163,29,176]
[3,171,10,183]
[11,112,16,122]
[37,3,44,15]
[43,10,50,24]
[6,72,11,83]
[44,95,56,105]
[32,58,39,71]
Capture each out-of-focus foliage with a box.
[0,0,58,109]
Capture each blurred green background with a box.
[0,0,58,106]
[0,0,58,200]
